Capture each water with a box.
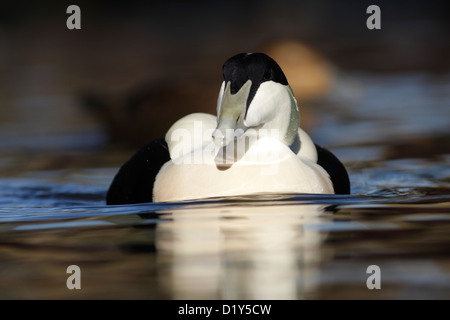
[1,70,450,299]
[0,174,449,299]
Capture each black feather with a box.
[315,144,351,194]
[106,139,171,205]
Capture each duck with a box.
[106,53,350,204]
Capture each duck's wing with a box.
[106,139,171,205]
[315,144,351,194]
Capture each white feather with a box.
[154,112,332,202]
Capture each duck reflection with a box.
[154,199,329,299]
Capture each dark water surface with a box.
[0,71,449,299]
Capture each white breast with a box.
[153,114,333,202]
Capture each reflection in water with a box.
[155,202,328,299]
[0,184,449,299]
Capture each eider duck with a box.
[106,53,350,204]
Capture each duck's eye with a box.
[263,70,273,81]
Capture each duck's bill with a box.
[212,123,245,147]
[213,80,251,147]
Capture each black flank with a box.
[315,144,351,194]
[106,139,171,205]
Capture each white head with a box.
[213,53,300,147]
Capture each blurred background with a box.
[0,0,449,175]
[1,0,450,300]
